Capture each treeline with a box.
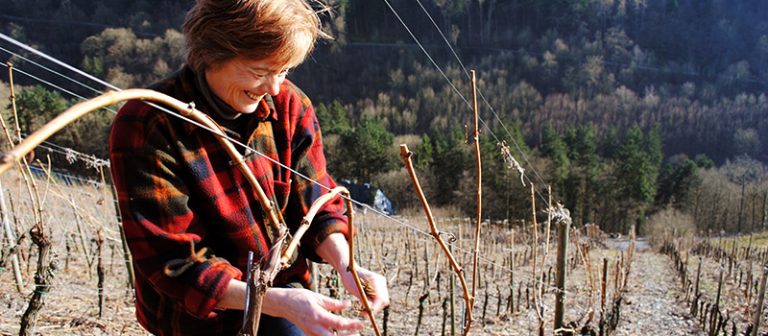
[1,0,768,233]
[317,100,767,235]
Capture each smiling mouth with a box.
[244,90,263,101]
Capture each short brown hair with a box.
[183,0,327,72]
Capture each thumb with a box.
[317,295,352,313]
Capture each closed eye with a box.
[248,67,290,79]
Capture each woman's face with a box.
[205,56,289,114]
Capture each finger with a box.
[335,331,360,336]
[317,295,353,312]
[305,319,359,336]
[310,326,359,336]
[368,295,389,313]
[320,310,365,332]
[371,291,390,312]
[305,323,336,336]
[364,279,390,313]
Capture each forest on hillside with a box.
[1,0,767,235]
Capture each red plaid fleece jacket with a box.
[109,66,348,336]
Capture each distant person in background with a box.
[108,0,389,335]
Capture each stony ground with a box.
[613,246,704,336]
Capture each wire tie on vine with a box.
[438,231,457,243]
[498,141,526,186]
[33,284,51,295]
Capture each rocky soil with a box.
[613,249,704,336]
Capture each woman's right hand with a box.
[264,287,365,336]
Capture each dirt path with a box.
[614,249,704,335]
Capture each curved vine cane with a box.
[0,89,379,336]
[281,186,382,336]
[399,144,473,335]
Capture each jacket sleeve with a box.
[109,101,241,319]
[281,90,352,262]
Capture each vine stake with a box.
[552,204,572,333]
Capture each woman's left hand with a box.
[316,233,390,314]
[338,264,390,313]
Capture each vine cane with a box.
[341,189,382,336]
[400,144,473,336]
[279,186,381,336]
[469,70,482,315]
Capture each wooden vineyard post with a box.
[601,258,607,311]
[752,265,768,336]
[96,229,105,318]
[599,257,608,336]
[100,166,135,290]
[692,257,703,316]
[0,180,23,292]
[530,182,538,301]
[711,266,724,336]
[553,206,572,333]
[442,297,449,336]
[0,64,24,292]
[70,196,93,278]
[415,293,428,336]
[530,182,545,334]
[450,246,456,336]
[383,306,389,336]
[545,185,553,258]
[714,265,724,312]
[509,229,515,316]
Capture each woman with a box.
[108,1,389,335]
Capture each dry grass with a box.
[644,208,696,246]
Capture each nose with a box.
[264,74,282,96]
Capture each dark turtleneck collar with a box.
[195,68,244,122]
[165,66,277,140]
